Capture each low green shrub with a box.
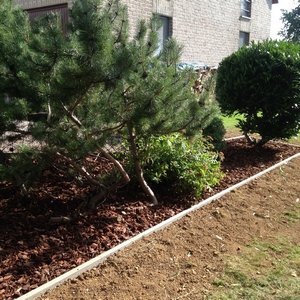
[136,133,223,196]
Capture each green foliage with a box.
[216,40,300,145]
[280,1,300,43]
[135,134,223,196]
[193,69,225,150]
[202,117,226,151]
[0,97,30,132]
[0,0,221,203]
[0,1,31,97]
[0,146,46,188]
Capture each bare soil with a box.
[0,139,299,299]
[41,155,300,300]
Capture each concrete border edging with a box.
[17,152,300,300]
[224,135,244,141]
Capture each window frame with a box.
[239,31,250,48]
[240,0,252,18]
[26,3,69,33]
[156,15,172,54]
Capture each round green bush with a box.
[216,40,300,145]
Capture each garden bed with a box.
[40,154,300,300]
[0,138,299,299]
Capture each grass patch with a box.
[288,134,300,145]
[221,115,241,129]
[221,114,300,144]
[283,205,300,224]
[221,115,243,138]
[208,237,300,300]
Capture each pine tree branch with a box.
[47,99,52,123]
[105,87,128,122]
[60,101,83,127]
[114,17,126,44]
[90,122,125,135]
[99,147,130,184]
[68,75,100,114]
[61,96,125,137]
[155,115,198,135]
[69,89,90,113]
[87,146,131,209]
[55,151,105,187]
[243,131,256,145]
[60,101,131,197]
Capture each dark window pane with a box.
[241,0,251,18]
[156,15,172,54]
[26,4,68,33]
[239,31,250,48]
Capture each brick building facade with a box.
[14,0,277,65]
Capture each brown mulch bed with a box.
[0,138,299,299]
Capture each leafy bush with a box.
[136,134,223,196]
[216,40,300,145]
[202,117,226,151]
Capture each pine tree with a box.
[0,0,220,206]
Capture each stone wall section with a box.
[14,0,274,65]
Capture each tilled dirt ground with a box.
[0,139,299,299]
[40,156,300,300]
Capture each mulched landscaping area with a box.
[0,138,299,299]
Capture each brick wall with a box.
[14,0,274,65]
[165,0,273,65]
[250,0,272,42]
[172,0,241,65]
[14,0,72,9]
[123,0,153,37]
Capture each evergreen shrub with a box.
[216,40,300,145]
[0,146,46,188]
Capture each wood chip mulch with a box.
[0,138,299,299]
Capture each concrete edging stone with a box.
[17,151,300,300]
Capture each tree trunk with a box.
[127,124,158,205]
[99,147,130,184]
[58,107,131,208]
[243,131,256,145]
[87,147,131,209]
[256,136,269,147]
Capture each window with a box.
[240,0,251,18]
[26,4,68,33]
[156,15,172,54]
[239,31,250,48]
